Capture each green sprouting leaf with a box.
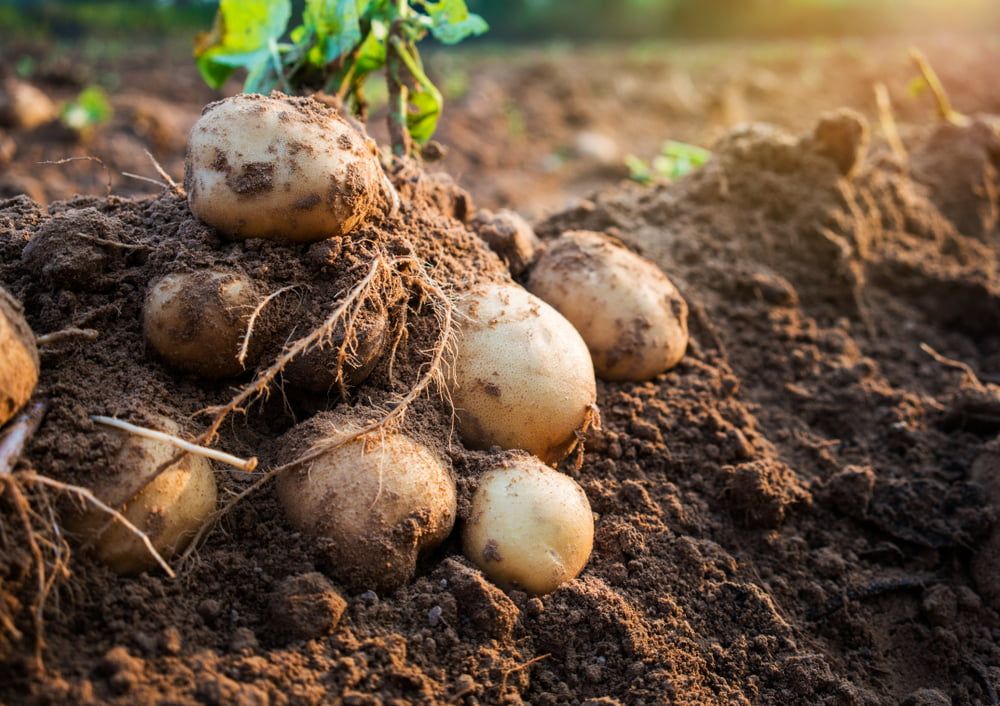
[407,87,442,144]
[304,0,368,63]
[419,0,488,45]
[658,140,710,179]
[61,86,113,132]
[626,141,710,185]
[194,0,292,89]
[625,154,653,185]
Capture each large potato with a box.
[277,414,457,592]
[463,457,594,595]
[0,286,38,427]
[185,93,396,242]
[144,270,267,378]
[66,417,217,574]
[527,230,688,382]
[449,283,596,465]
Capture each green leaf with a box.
[419,0,488,45]
[625,154,653,185]
[354,19,388,74]
[407,87,441,144]
[194,0,292,90]
[305,0,368,63]
[61,86,113,132]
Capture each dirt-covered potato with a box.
[276,413,457,592]
[185,93,397,242]
[463,457,594,595]
[0,78,57,130]
[21,208,127,291]
[471,209,540,276]
[527,230,689,382]
[283,305,389,394]
[449,282,596,465]
[65,417,218,574]
[144,270,269,378]
[0,287,39,427]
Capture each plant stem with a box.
[387,0,412,157]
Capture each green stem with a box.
[268,38,293,94]
[386,14,411,157]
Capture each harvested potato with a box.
[283,305,389,393]
[144,270,269,378]
[276,413,456,592]
[470,209,540,276]
[463,457,594,595]
[0,287,39,427]
[65,417,217,574]
[527,230,688,382]
[449,283,596,465]
[0,78,57,130]
[185,93,397,242]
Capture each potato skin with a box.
[66,417,217,574]
[144,270,262,378]
[450,283,596,465]
[276,416,457,593]
[463,458,594,595]
[283,306,389,393]
[185,93,395,242]
[527,230,688,382]
[0,287,38,427]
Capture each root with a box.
[197,254,389,446]
[238,284,301,369]
[873,82,907,162]
[0,402,48,476]
[920,342,985,391]
[179,249,457,565]
[35,327,99,347]
[91,415,257,472]
[37,156,112,197]
[121,172,172,190]
[909,47,969,127]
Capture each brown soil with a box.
[0,32,999,706]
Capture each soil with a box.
[1,32,1000,706]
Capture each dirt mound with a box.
[2,109,1000,705]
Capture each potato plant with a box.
[194,0,488,156]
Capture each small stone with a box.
[427,605,443,627]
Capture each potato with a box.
[184,93,397,242]
[0,79,57,131]
[283,305,389,394]
[470,209,540,276]
[462,457,594,595]
[527,230,688,382]
[144,270,268,378]
[0,287,39,427]
[66,417,217,574]
[276,413,456,592]
[449,283,596,465]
